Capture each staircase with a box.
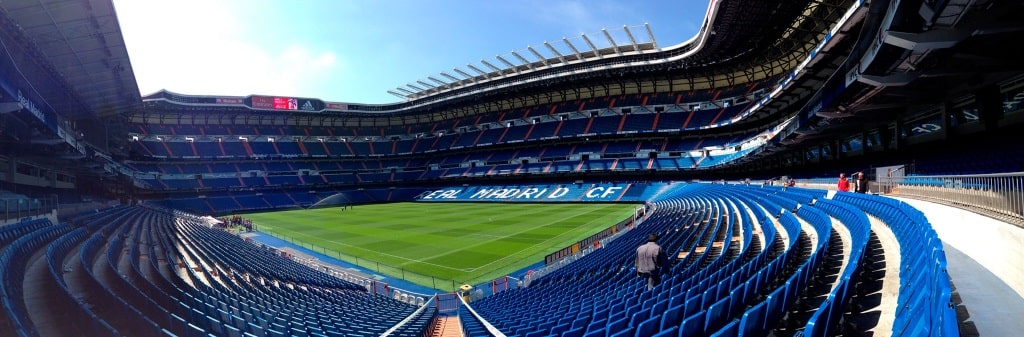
[431,316,462,337]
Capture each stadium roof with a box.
[0,0,140,119]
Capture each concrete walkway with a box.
[891,197,1024,337]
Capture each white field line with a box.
[267,204,631,274]
[443,206,622,273]
[269,228,473,272]
[396,212,585,269]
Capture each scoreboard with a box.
[251,96,297,110]
[248,96,323,111]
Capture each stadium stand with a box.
[4,0,1024,335]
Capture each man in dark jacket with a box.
[854,172,869,193]
[636,233,669,290]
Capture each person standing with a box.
[854,172,868,193]
[837,173,850,192]
[635,234,668,290]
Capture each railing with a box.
[380,294,438,337]
[885,172,1024,225]
[523,203,653,287]
[1,195,57,223]
[287,254,433,306]
[459,292,508,337]
[543,205,646,265]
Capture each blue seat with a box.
[524,329,545,337]
[679,311,705,337]
[185,323,205,337]
[684,297,702,318]
[609,327,634,337]
[224,325,244,337]
[628,310,652,330]
[709,319,738,337]
[652,326,678,337]
[738,301,766,336]
[562,326,586,337]
[550,322,571,336]
[585,318,607,335]
[606,316,630,336]
[634,315,660,337]
[660,303,685,330]
[704,295,730,333]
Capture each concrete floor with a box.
[892,197,1024,337]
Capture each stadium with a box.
[1,0,1022,336]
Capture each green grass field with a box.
[243,202,636,289]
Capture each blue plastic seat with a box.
[709,319,738,337]
[561,326,586,337]
[634,315,660,337]
[660,303,685,330]
[679,311,705,337]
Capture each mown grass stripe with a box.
[243,202,636,286]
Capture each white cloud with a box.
[114,0,340,99]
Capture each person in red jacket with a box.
[837,172,850,192]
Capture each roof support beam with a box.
[511,51,533,69]
[884,29,967,51]
[387,90,407,99]
[427,77,447,87]
[495,55,519,74]
[416,80,435,89]
[543,41,567,64]
[480,59,502,73]
[441,72,461,82]
[527,46,549,66]
[581,33,602,59]
[602,29,621,55]
[454,67,477,80]
[644,23,659,51]
[396,87,416,95]
[563,37,583,60]
[467,64,488,76]
[623,25,640,52]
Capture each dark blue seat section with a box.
[1,221,71,337]
[0,218,54,247]
[0,205,430,336]
[832,193,958,337]
[462,183,953,337]
[795,198,871,337]
[469,183,828,337]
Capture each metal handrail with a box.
[380,294,438,337]
[886,171,1024,225]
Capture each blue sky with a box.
[113,0,710,104]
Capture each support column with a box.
[940,101,953,140]
[975,85,1003,131]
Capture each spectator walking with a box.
[635,234,668,290]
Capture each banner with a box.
[418,183,639,202]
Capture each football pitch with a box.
[243,202,637,289]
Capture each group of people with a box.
[837,171,868,193]
[221,215,254,231]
